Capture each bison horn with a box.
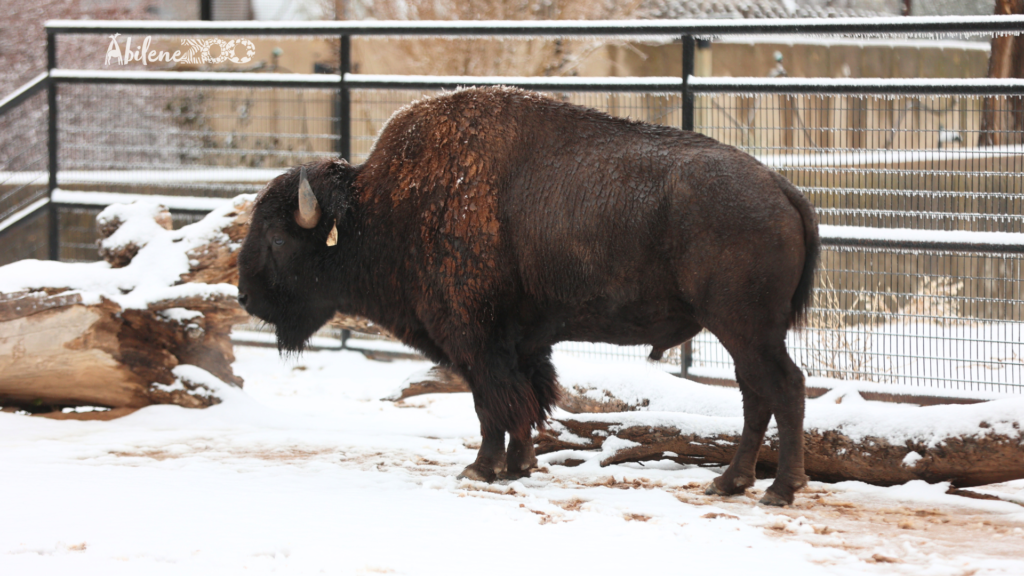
[295,167,321,229]
[326,222,338,247]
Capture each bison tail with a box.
[774,172,820,329]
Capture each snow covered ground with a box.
[2,347,1022,575]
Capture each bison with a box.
[237,86,819,506]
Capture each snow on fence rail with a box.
[42,15,1024,36]
[41,70,1024,96]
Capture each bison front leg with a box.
[503,350,555,479]
[457,418,506,482]
[455,353,549,482]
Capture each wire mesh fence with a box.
[689,245,1024,396]
[688,92,1023,394]
[696,93,1024,232]
[55,84,338,197]
[0,88,49,266]
[1,32,1023,396]
[349,89,684,163]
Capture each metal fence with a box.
[1,17,1023,398]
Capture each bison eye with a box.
[273,238,285,247]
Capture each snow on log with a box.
[383,364,646,413]
[536,408,1024,488]
[0,194,389,413]
[386,359,1024,488]
[0,197,255,411]
[383,367,471,402]
[533,364,1024,489]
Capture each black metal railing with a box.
[0,16,1022,397]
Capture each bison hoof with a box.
[758,489,793,507]
[499,464,538,481]
[457,463,498,483]
[704,475,752,497]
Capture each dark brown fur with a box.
[238,86,819,504]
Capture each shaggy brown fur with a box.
[237,86,819,505]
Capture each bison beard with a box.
[237,86,820,506]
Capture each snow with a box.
[346,73,682,89]
[53,189,233,212]
[820,225,1024,248]
[96,201,175,253]
[0,169,284,186]
[50,69,340,86]
[902,451,923,467]
[755,145,1024,169]
[159,307,203,323]
[0,197,49,235]
[0,195,253,310]
[2,346,1022,574]
[0,72,48,112]
[43,15,1024,36]
[689,76,1024,93]
[550,352,1024,445]
[715,35,990,51]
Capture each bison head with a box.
[237,161,350,353]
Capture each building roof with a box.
[640,0,899,20]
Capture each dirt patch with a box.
[111,446,339,462]
[741,486,1024,566]
[624,513,652,522]
[554,498,588,512]
[702,512,739,520]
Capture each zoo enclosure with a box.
[1,17,1023,399]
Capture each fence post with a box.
[680,340,693,379]
[679,33,696,379]
[681,34,695,132]
[338,34,351,161]
[46,31,59,261]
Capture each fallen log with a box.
[0,199,252,412]
[0,195,391,414]
[383,365,645,413]
[385,362,1024,488]
[536,407,1024,488]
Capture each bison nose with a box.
[237,291,249,308]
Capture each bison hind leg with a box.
[705,377,773,498]
[721,343,807,506]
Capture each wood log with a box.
[384,366,1024,488]
[382,367,471,401]
[96,204,174,267]
[328,314,393,338]
[0,199,252,412]
[0,289,247,411]
[382,365,647,413]
[537,413,1024,489]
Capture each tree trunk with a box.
[978,0,1024,147]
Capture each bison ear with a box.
[295,166,321,229]
[326,222,338,247]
